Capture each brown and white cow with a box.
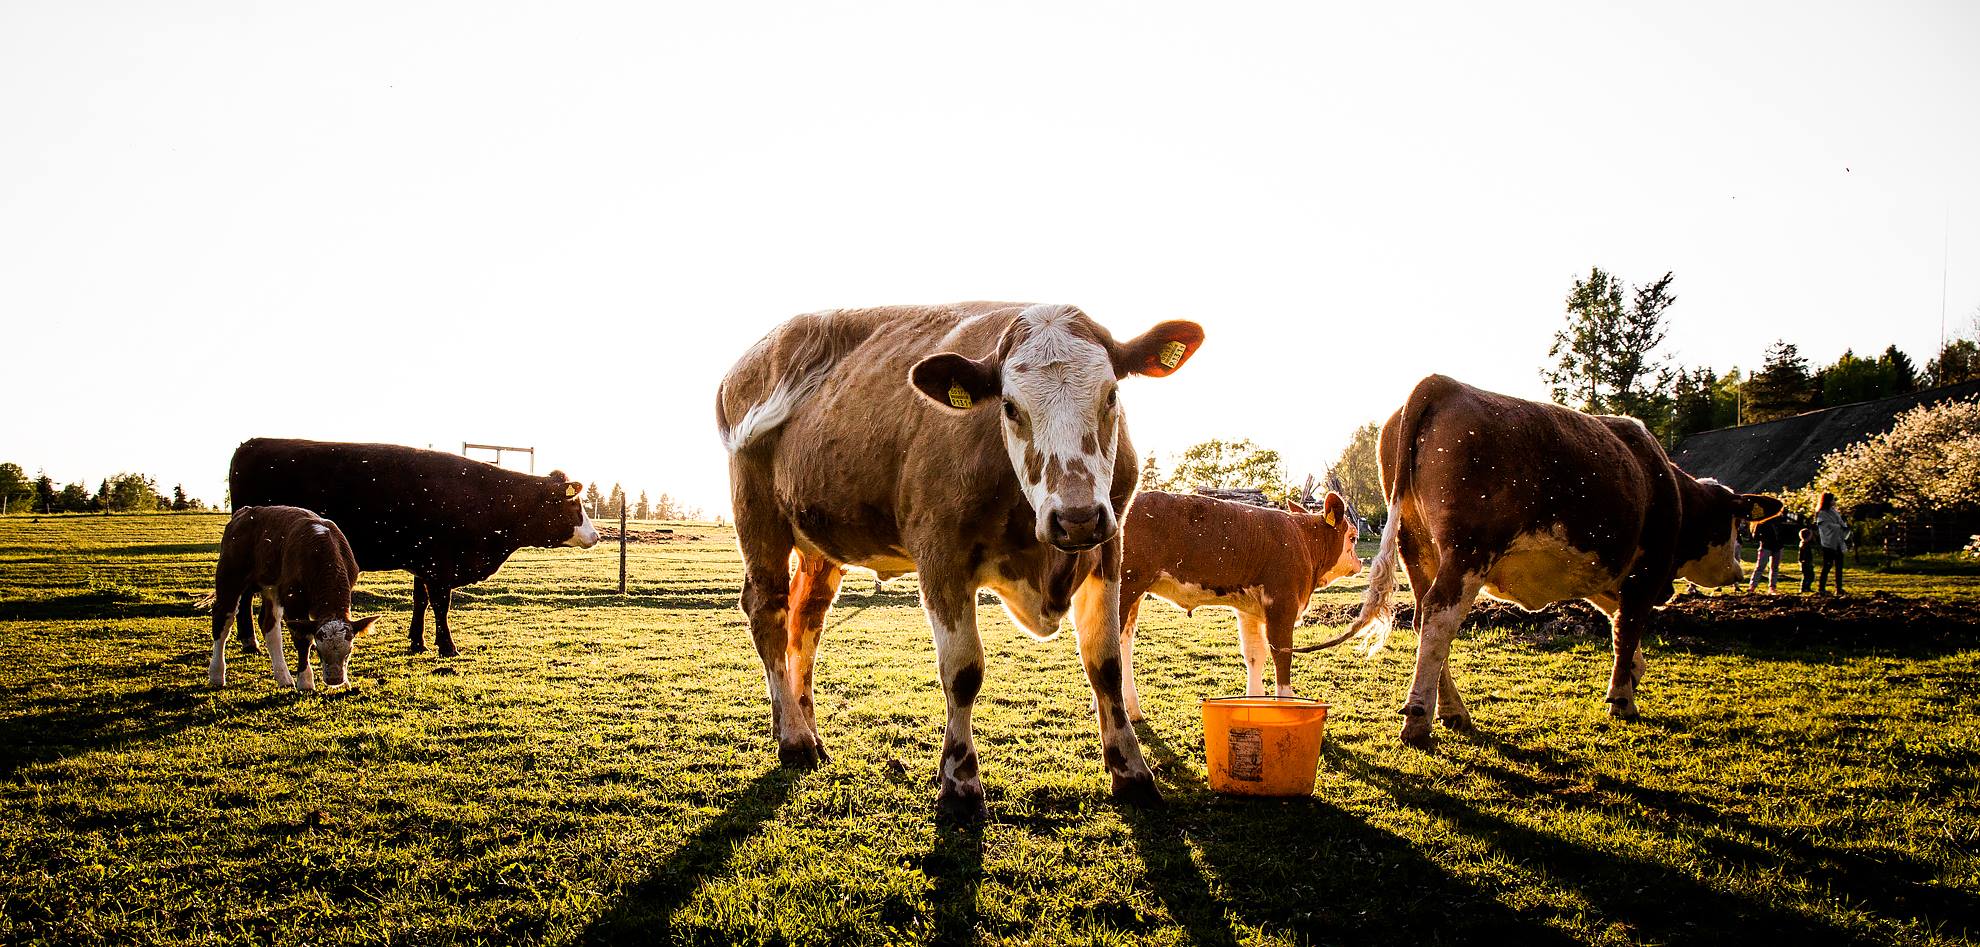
[717,302,1202,820]
[1117,491,1362,716]
[209,505,380,692]
[1336,375,1781,746]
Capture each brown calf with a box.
[1118,491,1362,716]
[209,506,378,692]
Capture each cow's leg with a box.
[1400,569,1480,748]
[1605,598,1653,719]
[784,551,843,761]
[210,573,249,688]
[1266,599,1301,698]
[292,627,317,693]
[1072,556,1159,805]
[1236,611,1269,696]
[920,576,987,821]
[1436,667,1472,731]
[409,579,428,654]
[1118,598,1144,721]
[431,584,458,658]
[732,490,807,767]
[260,593,296,690]
[234,592,258,653]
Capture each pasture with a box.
[2,512,1977,946]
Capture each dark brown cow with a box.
[229,438,600,657]
[1338,375,1781,745]
[208,506,379,692]
[1116,491,1362,715]
[717,302,1202,820]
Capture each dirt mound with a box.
[1303,591,1980,648]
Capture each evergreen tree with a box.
[172,484,190,511]
[583,482,604,516]
[607,483,625,517]
[1743,341,1816,422]
[1927,339,1980,387]
[34,472,56,514]
[1138,455,1162,491]
[1667,366,1721,441]
[1879,345,1918,394]
[1542,268,1676,430]
[635,490,651,520]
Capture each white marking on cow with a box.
[1481,526,1622,610]
[262,594,295,690]
[209,630,227,687]
[722,319,842,454]
[311,524,328,536]
[566,509,601,548]
[1674,522,1743,588]
[999,305,1120,545]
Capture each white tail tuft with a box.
[721,329,844,454]
[194,592,218,612]
[1347,504,1403,655]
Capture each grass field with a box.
[2,513,1977,946]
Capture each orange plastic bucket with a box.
[1201,696,1329,796]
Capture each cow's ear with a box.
[1286,498,1308,514]
[563,481,583,500]
[350,616,379,638]
[1743,494,1784,523]
[1114,320,1204,378]
[1323,492,1346,528]
[910,353,1001,411]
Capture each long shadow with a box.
[0,681,285,779]
[86,542,221,558]
[1467,731,1980,937]
[924,821,983,946]
[1331,742,1882,945]
[0,593,205,621]
[577,767,800,943]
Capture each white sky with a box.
[4,1,1977,512]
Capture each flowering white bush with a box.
[1808,396,1980,514]
[1967,535,1980,558]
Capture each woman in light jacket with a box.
[1815,492,1849,595]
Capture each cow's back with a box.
[1122,492,1301,593]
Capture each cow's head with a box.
[1673,476,1783,587]
[911,304,1202,551]
[301,615,379,688]
[534,471,601,548]
[1289,493,1364,589]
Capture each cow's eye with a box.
[1105,388,1118,409]
[1003,401,1020,422]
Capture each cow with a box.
[1330,375,1782,746]
[717,302,1203,821]
[228,438,601,657]
[208,505,379,691]
[1116,491,1362,717]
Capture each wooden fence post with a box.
[619,502,629,596]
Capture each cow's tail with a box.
[193,591,218,612]
[1343,505,1403,654]
[719,322,847,455]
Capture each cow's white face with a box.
[1675,521,1745,588]
[308,616,377,687]
[911,305,1203,552]
[1674,480,1783,588]
[567,508,601,547]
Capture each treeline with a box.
[1544,268,1980,444]
[580,482,705,522]
[0,463,208,514]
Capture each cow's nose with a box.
[1048,505,1110,550]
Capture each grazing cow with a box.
[1335,375,1782,745]
[209,506,379,691]
[229,438,601,657]
[717,302,1203,820]
[1116,491,1362,716]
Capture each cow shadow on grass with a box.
[577,767,800,944]
[1330,742,1894,945]
[1119,722,1576,946]
[924,820,983,946]
[1463,730,1980,938]
[0,679,286,779]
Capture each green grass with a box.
[2,513,1977,945]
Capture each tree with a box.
[1164,439,1287,497]
[1327,422,1387,525]
[1667,366,1721,441]
[0,463,32,513]
[655,493,675,520]
[1542,268,1676,430]
[635,490,651,520]
[583,482,604,516]
[1879,345,1919,394]
[55,482,89,512]
[34,472,56,514]
[607,483,625,518]
[1139,455,1162,491]
[1805,396,1980,514]
[1927,339,1980,387]
[1743,341,1816,422]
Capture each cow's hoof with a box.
[409,642,427,655]
[1111,772,1164,806]
[209,671,226,688]
[438,643,458,659]
[1607,700,1640,721]
[777,740,829,769]
[935,786,988,824]
[1400,720,1435,749]
[1440,714,1474,733]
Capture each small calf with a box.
[209,506,377,691]
[1117,491,1363,717]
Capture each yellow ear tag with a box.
[1158,340,1187,369]
[947,382,973,409]
[1325,510,1338,527]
